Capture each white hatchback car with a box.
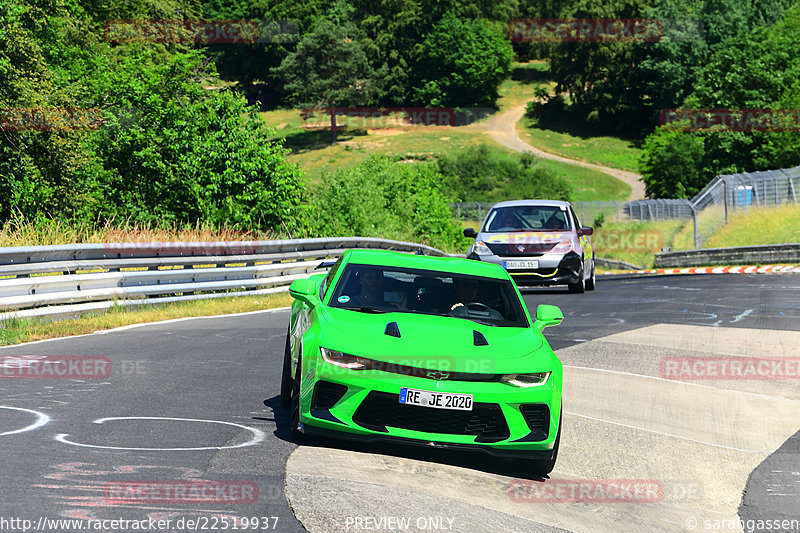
[463,200,596,293]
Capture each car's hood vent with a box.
[384,321,401,338]
[473,330,489,346]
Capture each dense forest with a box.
[2,0,799,245]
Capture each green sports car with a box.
[280,249,564,474]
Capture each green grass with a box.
[521,116,644,173]
[535,159,631,201]
[495,61,553,112]
[593,219,686,268]
[0,293,292,346]
[695,204,800,248]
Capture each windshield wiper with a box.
[348,306,388,314]
[435,313,498,327]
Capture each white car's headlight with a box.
[320,347,366,370]
[550,239,574,254]
[473,240,492,255]
[501,372,551,387]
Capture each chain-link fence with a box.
[451,201,626,224]
[625,166,800,221]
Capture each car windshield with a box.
[484,205,572,232]
[328,263,529,328]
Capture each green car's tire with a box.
[290,351,304,440]
[280,328,293,408]
[585,260,596,291]
[515,410,562,476]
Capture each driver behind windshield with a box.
[449,277,480,311]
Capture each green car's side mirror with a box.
[534,304,563,331]
[289,278,320,307]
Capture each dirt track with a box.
[468,104,646,201]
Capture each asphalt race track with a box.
[1,274,799,533]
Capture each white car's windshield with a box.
[485,206,572,232]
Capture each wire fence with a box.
[451,201,626,224]
[625,166,800,248]
[625,166,800,221]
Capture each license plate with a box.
[503,260,539,269]
[399,388,473,411]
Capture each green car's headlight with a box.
[320,347,366,370]
[501,372,551,387]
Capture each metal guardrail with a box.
[595,258,644,271]
[654,243,800,268]
[0,237,448,320]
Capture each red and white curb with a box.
[600,265,800,276]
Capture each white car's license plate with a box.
[399,387,473,411]
[504,260,539,269]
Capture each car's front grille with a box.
[352,391,510,443]
[520,404,550,441]
[487,243,555,256]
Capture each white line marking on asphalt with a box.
[565,412,770,454]
[0,307,290,350]
[563,365,800,401]
[731,309,754,323]
[54,416,267,451]
[0,405,51,436]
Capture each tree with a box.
[413,14,513,107]
[639,129,705,198]
[272,18,383,142]
[1,0,309,232]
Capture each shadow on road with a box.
[261,395,548,482]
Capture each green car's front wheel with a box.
[289,351,304,440]
[280,328,293,407]
[515,410,561,476]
